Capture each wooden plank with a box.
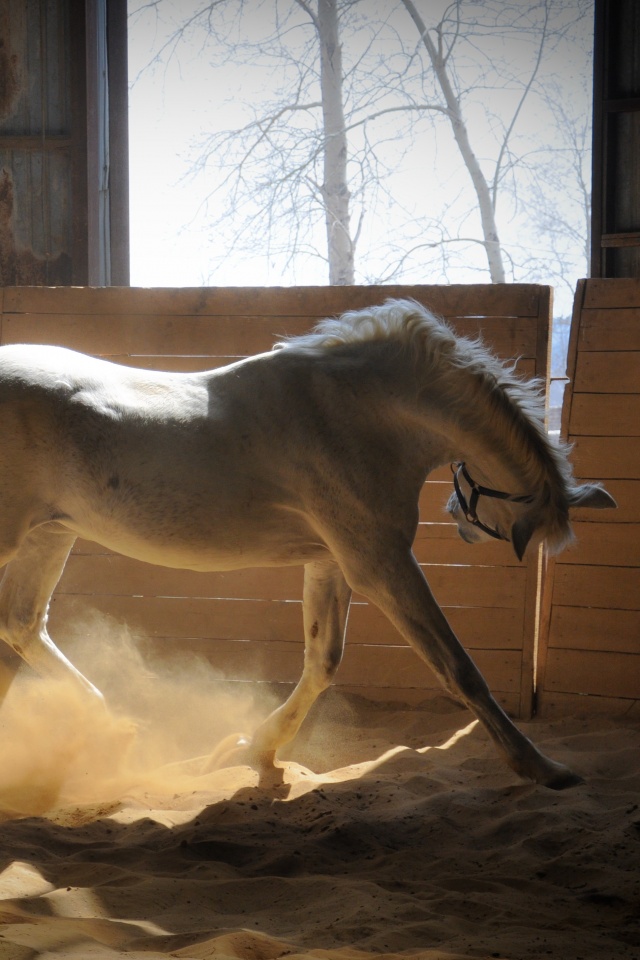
[536,551,558,701]
[0,286,303,316]
[49,593,523,650]
[311,644,522,693]
[49,594,305,643]
[536,690,640,718]
[556,521,640,567]
[568,436,640,479]
[135,636,304,685]
[348,603,523,650]
[365,565,526,608]
[0,311,540,362]
[54,550,523,648]
[535,285,552,385]
[551,564,640,610]
[342,644,521,691]
[1,313,311,356]
[131,635,522,692]
[55,556,526,610]
[94,674,517,714]
[542,649,640,699]
[569,393,640,436]
[520,542,542,719]
[48,603,521,693]
[2,284,548,318]
[451,317,539,357]
[559,280,586,439]
[579,308,640,351]
[413,523,521,566]
[583,277,640,309]
[573,350,640,393]
[548,606,640,653]
[335,685,519,714]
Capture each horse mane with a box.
[279,298,579,553]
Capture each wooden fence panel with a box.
[537,279,640,716]
[0,284,552,716]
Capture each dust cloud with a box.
[0,612,279,818]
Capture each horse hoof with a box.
[204,733,252,771]
[511,754,584,790]
[533,758,584,790]
[247,745,277,773]
[543,767,584,791]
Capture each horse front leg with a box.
[248,559,352,769]
[0,526,103,702]
[344,547,582,790]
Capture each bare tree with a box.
[400,1,551,282]
[130,0,592,288]
[308,0,353,283]
[518,78,592,292]
[155,0,362,284]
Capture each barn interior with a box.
[0,2,638,959]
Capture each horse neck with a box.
[419,371,559,499]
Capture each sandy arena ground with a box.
[0,626,638,960]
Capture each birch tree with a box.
[312,0,353,283]
[131,0,592,287]
[400,0,551,283]
[155,0,360,284]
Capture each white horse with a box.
[0,299,615,789]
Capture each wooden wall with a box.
[537,279,640,716]
[0,0,78,284]
[0,284,552,717]
[0,0,129,286]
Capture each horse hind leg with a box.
[0,525,102,702]
[247,559,352,770]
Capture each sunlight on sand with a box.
[0,613,487,820]
[0,617,278,818]
[431,718,479,751]
[0,620,638,959]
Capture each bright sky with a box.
[127,0,594,331]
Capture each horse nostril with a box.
[458,526,479,543]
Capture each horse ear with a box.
[511,514,538,562]
[570,484,617,510]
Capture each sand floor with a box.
[0,642,638,960]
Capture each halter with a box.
[451,462,534,542]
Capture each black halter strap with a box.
[451,462,534,542]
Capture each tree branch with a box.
[491,1,551,210]
[400,0,505,282]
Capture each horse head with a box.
[446,461,617,561]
